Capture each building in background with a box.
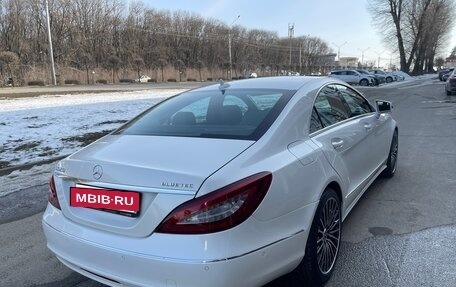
[338,57,359,69]
[445,55,456,67]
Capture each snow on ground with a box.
[0,89,185,165]
[0,89,186,196]
[365,73,436,89]
[393,71,413,80]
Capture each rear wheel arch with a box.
[326,181,342,204]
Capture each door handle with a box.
[364,124,373,131]
[331,138,344,150]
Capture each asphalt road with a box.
[1,77,455,287]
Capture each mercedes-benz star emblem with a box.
[93,165,103,180]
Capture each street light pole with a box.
[374,50,384,69]
[288,23,295,72]
[333,41,347,62]
[228,15,240,80]
[358,47,370,68]
[288,23,294,73]
[45,0,56,85]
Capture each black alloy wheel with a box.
[290,188,341,286]
[382,130,398,178]
[359,79,369,86]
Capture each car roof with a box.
[194,76,335,92]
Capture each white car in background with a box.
[329,70,375,86]
[135,75,151,83]
[371,70,396,83]
[43,77,398,287]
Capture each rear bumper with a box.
[42,204,311,287]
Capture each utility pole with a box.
[389,53,393,70]
[45,0,56,85]
[358,47,370,68]
[288,23,294,72]
[228,15,240,80]
[374,50,384,69]
[299,42,302,74]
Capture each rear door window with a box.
[314,85,351,127]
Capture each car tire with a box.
[359,79,369,86]
[382,130,398,178]
[290,188,341,287]
[386,77,393,83]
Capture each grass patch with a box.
[27,80,45,86]
[62,130,112,146]
[38,147,58,157]
[0,161,10,169]
[27,123,49,129]
[13,141,41,151]
[64,79,80,85]
[95,120,128,126]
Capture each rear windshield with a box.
[115,88,295,140]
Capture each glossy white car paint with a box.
[43,76,397,287]
[135,75,151,83]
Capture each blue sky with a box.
[142,0,456,66]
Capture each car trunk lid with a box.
[55,135,254,237]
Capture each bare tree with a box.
[368,0,455,73]
[133,57,144,80]
[106,55,121,83]
[175,59,186,82]
[0,0,333,84]
[78,53,93,84]
[158,58,167,82]
[0,51,19,85]
[451,46,456,57]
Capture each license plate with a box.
[70,187,140,216]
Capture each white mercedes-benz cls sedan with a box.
[42,76,398,287]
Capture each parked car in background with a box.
[445,69,456,95]
[135,75,151,83]
[441,68,454,82]
[439,68,453,81]
[356,69,382,85]
[42,76,398,287]
[442,69,453,82]
[370,70,395,83]
[391,71,405,81]
[329,70,375,86]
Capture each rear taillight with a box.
[156,172,272,234]
[48,176,61,209]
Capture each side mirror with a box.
[376,100,393,113]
